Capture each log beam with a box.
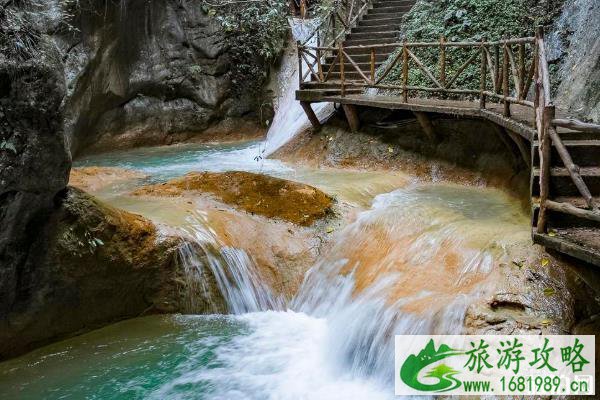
[300,101,321,130]
[413,111,438,142]
[342,104,361,132]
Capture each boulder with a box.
[0,187,222,360]
[132,171,335,226]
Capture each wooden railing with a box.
[533,28,600,232]
[297,0,371,84]
[298,36,538,112]
[297,27,600,232]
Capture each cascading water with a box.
[162,181,529,395]
[177,212,284,314]
[0,144,532,399]
[262,21,334,156]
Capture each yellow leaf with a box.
[326,226,334,233]
[548,230,557,237]
[388,146,394,153]
[541,319,552,326]
[543,287,555,297]
[541,258,550,267]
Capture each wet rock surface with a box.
[274,114,530,201]
[0,187,221,360]
[0,40,71,356]
[69,167,148,192]
[132,171,335,226]
[7,0,266,156]
[548,0,600,122]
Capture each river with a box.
[0,140,530,399]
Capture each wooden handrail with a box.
[553,118,600,133]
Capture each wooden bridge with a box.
[295,0,600,266]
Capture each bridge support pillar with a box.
[300,101,321,130]
[342,104,361,132]
[413,112,438,142]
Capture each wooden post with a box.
[300,101,322,130]
[479,40,487,108]
[414,112,438,142]
[339,42,345,97]
[402,40,409,102]
[370,47,376,84]
[518,43,526,99]
[494,44,500,93]
[342,104,360,132]
[503,42,511,117]
[297,42,303,87]
[533,30,540,124]
[439,36,446,89]
[537,104,553,233]
[316,48,324,81]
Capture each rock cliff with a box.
[547,0,600,121]
[57,0,265,155]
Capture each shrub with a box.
[377,0,564,94]
[201,0,289,96]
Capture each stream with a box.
[0,140,530,399]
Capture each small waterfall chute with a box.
[177,212,284,314]
[262,20,334,156]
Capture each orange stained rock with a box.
[70,167,147,192]
[131,171,334,226]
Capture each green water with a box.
[0,316,247,400]
[0,140,533,400]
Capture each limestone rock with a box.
[69,167,148,192]
[0,187,222,360]
[548,0,600,122]
[132,171,335,226]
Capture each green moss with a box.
[378,0,564,93]
[201,0,289,96]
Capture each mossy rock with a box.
[132,171,335,226]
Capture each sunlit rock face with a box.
[548,0,600,122]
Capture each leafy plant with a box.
[377,0,564,94]
[201,0,289,96]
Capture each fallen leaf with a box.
[541,258,550,267]
[326,226,334,233]
[388,146,394,153]
[540,319,552,326]
[543,287,556,297]
[548,230,557,237]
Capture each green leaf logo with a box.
[400,339,464,392]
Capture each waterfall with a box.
[176,184,526,385]
[177,213,284,314]
[289,184,527,384]
[262,20,334,156]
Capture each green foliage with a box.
[378,0,564,93]
[202,0,289,95]
[0,0,78,64]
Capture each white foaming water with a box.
[178,212,285,314]
[262,25,334,156]
[165,183,528,397]
[150,311,392,400]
